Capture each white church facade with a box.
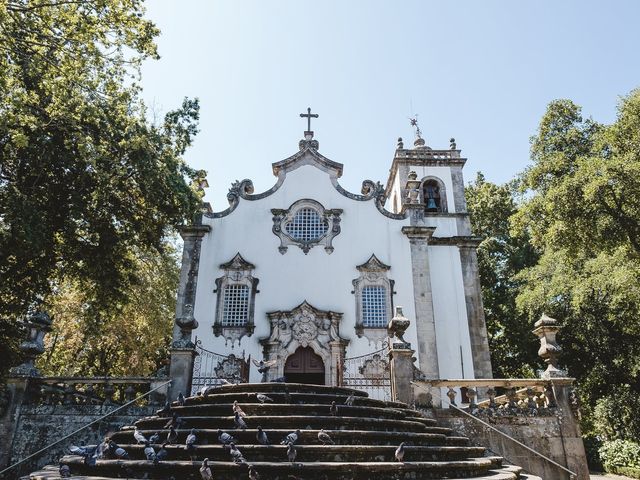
[170,114,492,397]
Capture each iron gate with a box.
[191,341,250,395]
[340,342,391,401]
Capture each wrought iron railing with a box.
[191,340,250,395]
[340,342,391,401]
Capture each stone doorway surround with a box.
[284,346,325,384]
[260,301,349,385]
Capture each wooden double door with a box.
[284,346,325,385]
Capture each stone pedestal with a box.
[168,347,198,401]
[389,344,416,405]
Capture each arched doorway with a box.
[284,347,325,385]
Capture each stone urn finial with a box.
[388,306,411,348]
[174,304,199,348]
[397,137,404,149]
[533,313,565,378]
[405,171,421,204]
[11,311,53,377]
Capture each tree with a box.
[513,90,640,432]
[0,0,203,379]
[465,173,539,377]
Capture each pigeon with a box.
[165,426,178,444]
[157,401,171,417]
[155,443,169,463]
[185,428,197,452]
[133,426,148,444]
[287,442,297,463]
[248,465,261,480]
[344,394,355,406]
[200,458,213,480]
[177,392,186,406]
[69,445,93,456]
[281,429,301,445]
[395,442,406,462]
[164,412,182,429]
[143,442,156,462]
[271,376,286,383]
[256,426,270,445]
[256,393,274,403]
[330,401,338,416]
[218,429,235,445]
[318,429,334,445]
[228,442,246,464]
[95,439,109,459]
[107,440,128,459]
[235,411,248,430]
[149,432,160,444]
[252,358,277,374]
[59,464,71,477]
[233,400,247,417]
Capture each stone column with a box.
[169,224,210,401]
[458,242,493,378]
[401,226,439,379]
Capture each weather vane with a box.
[409,115,422,139]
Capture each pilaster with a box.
[401,226,439,379]
[388,344,415,404]
[458,240,493,378]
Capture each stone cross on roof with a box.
[300,107,319,134]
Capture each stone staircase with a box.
[27,383,541,480]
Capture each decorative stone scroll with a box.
[271,199,342,254]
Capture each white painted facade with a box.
[178,133,492,387]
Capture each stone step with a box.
[169,402,414,420]
[58,456,498,479]
[110,428,457,446]
[134,414,432,432]
[187,382,369,398]
[181,390,403,408]
[100,443,487,462]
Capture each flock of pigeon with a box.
[65,390,407,479]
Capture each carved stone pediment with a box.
[356,254,391,272]
[220,253,255,271]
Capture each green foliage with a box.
[0,1,204,377]
[513,89,640,414]
[593,384,640,442]
[599,440,640,471]
[465,173,540,377]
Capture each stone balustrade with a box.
[24,376,170,407]
[414,378,575,417]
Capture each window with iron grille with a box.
[285,207,328,241]
[362,286,387,327]
[222,284,249,326]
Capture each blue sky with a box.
[141,1,640,208]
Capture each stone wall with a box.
[423,408,589,480]
[2,403,156,479]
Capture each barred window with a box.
[362,286,387,327]
[222,284,249,326]
[285,208,328,242]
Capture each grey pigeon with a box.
[229,442,246,464]
[185,428,197,452]
[318,429,334,445]
[133,426,148,444]
[164,412,182,429]
[395,442,406,462]
[248,465,260,480]
[155,443,169,463]
[281,429,301,445]
[177,392,186,406]
[233,400,247,417]
[149,432,160,444]
[108,440,128,459]
[330,401,338,416]
[256,426,270,445]
[69,445,92,456]
[200,458,213,480]
[218,429,235,445]
[157,401,171,417]
[59,464,71,477]
[287,442,297,463]
[83,452,97,467]
[143,442,156,462]
[235,411,248,429]
[256,393,274,403]
[271,376,286,382]
[166,426,178,444]
[344,394,355,406]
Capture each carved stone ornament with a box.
[214,354,245,381]
[532,313,566,378]
[213,253,259,347]
[260,301,349,384]
[271,199,343,254]
[359,353,389,377]
[388,306,411,349]
[352,254,394,345]
[11,311,53,376]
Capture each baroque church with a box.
[171,110,492,397]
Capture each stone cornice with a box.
[272,147,344,178]
[401,226,437,239]
[179,224,211,238]
[428,236,482,247]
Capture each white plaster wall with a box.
[428,246,475,379]
[193,164,419,383]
